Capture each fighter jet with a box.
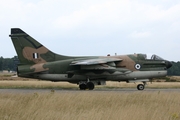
[9,28,172,90]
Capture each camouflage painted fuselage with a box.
[10,28,172,85]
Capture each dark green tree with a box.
[0,56,19,72]
[0,56,3,71]
[167,61,180,76]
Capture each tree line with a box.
[0,56,179,76]
[167,62,180,76]
[0,56,19,72]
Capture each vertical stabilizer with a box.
[9,28,56,64]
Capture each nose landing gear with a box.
[137,84,144,90]
[137,81,147,90]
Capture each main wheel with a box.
[79,83,87,90]
[87,82,95,90]
[137,84,144,90]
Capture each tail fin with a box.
[9,28,58,64]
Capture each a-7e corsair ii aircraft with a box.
[9,28,172,90]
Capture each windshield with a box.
[137,54,164,60]
[150,54,164,60]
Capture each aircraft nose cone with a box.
[165,61,172,69]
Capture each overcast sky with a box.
[0,0,180,61]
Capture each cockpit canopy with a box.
[150,54,164,60]
[137,54,164,60]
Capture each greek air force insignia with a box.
[135,64,141,70]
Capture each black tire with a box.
[137,84,144,90]
[87,82,95,90]
[79,83,87,90]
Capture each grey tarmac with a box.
[0,88,180,94]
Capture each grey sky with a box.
[0,0,180,61]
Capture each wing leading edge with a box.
[70,58,122,66]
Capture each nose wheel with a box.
[137,84,144,90]
[137,81,147,90]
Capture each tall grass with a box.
[0,81,77,89]
[0,91,180,120]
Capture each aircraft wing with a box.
[71,58,122,65]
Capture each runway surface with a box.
[0,88,180,94]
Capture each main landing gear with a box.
[137,82,147,90]
[79,81,95,90]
